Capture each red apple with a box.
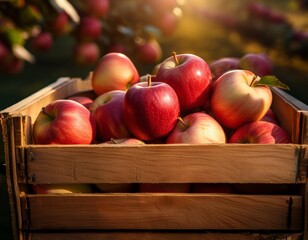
[135,38,162,63]
[101,138,145,145]
[47,11,72,36]
[75,16,102,42]
[228,121,291,144]
[33,99,96,144]
[123,76,180,141]
[239,53,273,77]
[32,184,93,194]
[68,95,94,109]
[139,183,191,193]
[73,42,100,66]
[155,53,212,114]
[91,90,131,142]
[92,52,140,95]
[30,32,53,52]
[166,112,226,144]
[209,57,240,80]
[210,69,272,129]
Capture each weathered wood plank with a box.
[0,76,92,121]
[301,112,308,145]
[25,144,302,184]
[23,193,302,231]
[28,232,303,240]
[271,88,304,144]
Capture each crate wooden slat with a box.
[271,88,305,144]
[1,75,92,121]
[22,193,302,231]
[28,232,303,240]
[24,144,306,184]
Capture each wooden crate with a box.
[1,74,308,240]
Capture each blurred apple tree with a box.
[0,0,185,75]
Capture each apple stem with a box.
[147,74,152,87]
[110,138,117,144]
[172,52,180,65]
[42,107,53,119]
[250,75,258,87]
[178,117,188,130]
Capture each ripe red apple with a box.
[92,52,140,95]
[30,32,53,52]
[209,57,240,80]
[75,16,102,42]
[73,42,100,66]
[155,53,212,114]
[166,112,226,144]
[228,121,291,144]
[239,53,273,77]
[33,99,96,144]
[139,183,191,193]
[32,184,93,194]
[47,11,72,36]
[210,70,272,129]
[101,138,145,145]
[91,90,131,142]
[67,95,94,109]
[135,38,162,63]
[123,76,180,141]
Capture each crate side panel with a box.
[28,232,303,240]
[271,89,302,144]
[25,144,301,184]
[1,77,92,122]
[0,116,19,240]
[301,112,308,144]
[25,194,302,231]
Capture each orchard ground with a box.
[1,1,308,239]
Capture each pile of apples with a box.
[33,51,291,146]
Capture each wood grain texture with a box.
[301,112,308,144]
[28,232,303,240]
[271,88,302,144]
[0,76,92,121]
[23,193,302,231]
[25,144,302,184]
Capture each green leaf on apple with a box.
[254,75,290,90]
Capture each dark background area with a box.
[1,1,308,239]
